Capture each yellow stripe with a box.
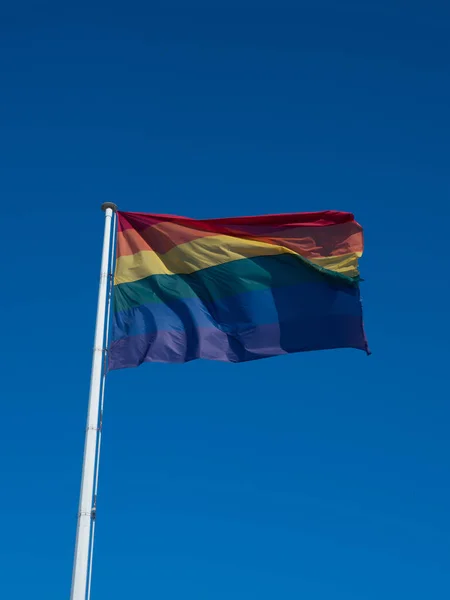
[114,234,360,285]
[310,252,361,278]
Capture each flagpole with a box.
[70,202,117,600]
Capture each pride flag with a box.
[109,211,368,370]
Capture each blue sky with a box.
[1,1,449,598]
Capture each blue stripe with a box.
[112,282,362,342]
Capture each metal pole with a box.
[86,209,117,600]
[70,203,117,600]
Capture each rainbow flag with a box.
[109,211,368,369]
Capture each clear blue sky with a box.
[1,1,449,598]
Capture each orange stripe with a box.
[117,222,215,256]
[117,220,363,259]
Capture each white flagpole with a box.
[70,202,117,600]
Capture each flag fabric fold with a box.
[109,211,368,370]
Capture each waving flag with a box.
[109,211,368,369]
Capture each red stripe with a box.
[117,210,357,233]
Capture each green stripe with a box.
[113,253,358,314]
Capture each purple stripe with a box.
[108,316,367,370]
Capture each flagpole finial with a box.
[101,202,118,212]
